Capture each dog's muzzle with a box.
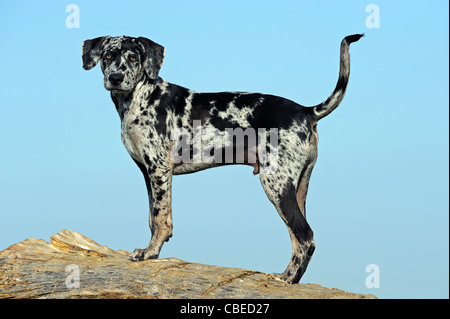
[109,73,124,86]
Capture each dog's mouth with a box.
[107,86,127,93]
[104,74,133,93]
[105,83,131,93]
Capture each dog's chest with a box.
[120,100,156,163]
[121,120,139,161]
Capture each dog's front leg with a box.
[130,163,173,261]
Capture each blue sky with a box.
[0,1,448,299]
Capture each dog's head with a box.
[82,36,165,93]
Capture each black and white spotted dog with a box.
[82,34,363,283]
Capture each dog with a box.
[82,33,363,284]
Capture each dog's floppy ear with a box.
[136,37,165,80]
[82,36,111,70]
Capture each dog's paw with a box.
[271,272,287,281]
[270,272,295,284]
[129,248,159,262]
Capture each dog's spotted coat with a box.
[82,34,363,283]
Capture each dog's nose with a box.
[109,73,124,85]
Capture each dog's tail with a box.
[310,34,364,121]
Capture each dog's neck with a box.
[110,91,132,119]
[110,76,160,120]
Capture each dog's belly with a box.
[173,162,223,175]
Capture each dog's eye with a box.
[105,54,112,60]
[129,55,137,62]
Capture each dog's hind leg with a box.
[260,173,315,284]
[296,155,316,218]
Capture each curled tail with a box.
[311,34,364,121]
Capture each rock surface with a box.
[0,229,376,299]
